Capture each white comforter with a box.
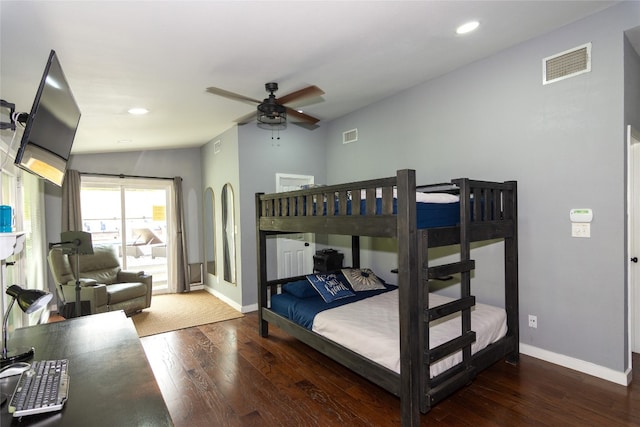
[312,290,507,378]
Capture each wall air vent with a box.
[343,128,358,144]
[213,139,221,154]
[543,42,591,85]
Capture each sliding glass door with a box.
[80,177,171,293]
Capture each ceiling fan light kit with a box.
[257,111,287,129]
[257,83,287,130]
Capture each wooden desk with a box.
[0,311,173,426]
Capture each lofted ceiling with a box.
[0,1,628,154]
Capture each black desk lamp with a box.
[1,285,53,368]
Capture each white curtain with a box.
[7,171,49,327]
[21,173,49,324]
[22,173,47,291]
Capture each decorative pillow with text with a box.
[306,273,355,303]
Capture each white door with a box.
[276,173,315,278]
[629,126,640,353]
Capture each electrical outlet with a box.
[528,315,537,328]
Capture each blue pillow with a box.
[283,280,319,299]
[306,273,355,303]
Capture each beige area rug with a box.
[132,290,243,337]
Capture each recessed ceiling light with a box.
[128,107,149,115]
[456,21,479,35]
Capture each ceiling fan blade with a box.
[206,87,261,105]
[291,121,320,131]
[235,110,256,125]
[277,85,325,106]
[286,107,320,125]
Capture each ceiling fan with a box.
[206,82,324,130]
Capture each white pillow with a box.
[417,192,459,203]
[359,189,459,203]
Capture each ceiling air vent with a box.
[343,128,358,144]
[543,42,591,85]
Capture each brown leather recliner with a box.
[48,244,152,316]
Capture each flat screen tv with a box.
[14,50,81,187]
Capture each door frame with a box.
[628,125,639,357]
[275,173,316,278]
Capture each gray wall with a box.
[237,123,328,308]
[201,125,241,303]
[624,31,640,370]
[322,2,639,374]
[46,147,203,265]
[201,122,327,309]
[625,33,640,133]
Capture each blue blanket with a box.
[303,199,460,229]
[270,280,397,330]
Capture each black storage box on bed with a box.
[313,249,344,273]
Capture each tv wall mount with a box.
[1,99,28,131]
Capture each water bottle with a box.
[0,205,12,232]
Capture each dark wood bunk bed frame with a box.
[255,169,519,427]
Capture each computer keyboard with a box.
[8,359,70,417]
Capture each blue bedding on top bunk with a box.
[270,279,397,330]
[413,201,460,228]
[303,199,460,229]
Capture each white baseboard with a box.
[519,343,631,386]
[202,287,257,314]
[203,287,240,311]
[242,303,258,313]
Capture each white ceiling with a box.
[0,1,629,154]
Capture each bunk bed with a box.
[255,169,519,427]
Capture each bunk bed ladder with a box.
[422,178,477,410]
[456,177,474,383]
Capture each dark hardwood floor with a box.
[140,312,640,426]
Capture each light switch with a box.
[572,223,590,238]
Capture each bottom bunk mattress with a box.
[271,286,507,378]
